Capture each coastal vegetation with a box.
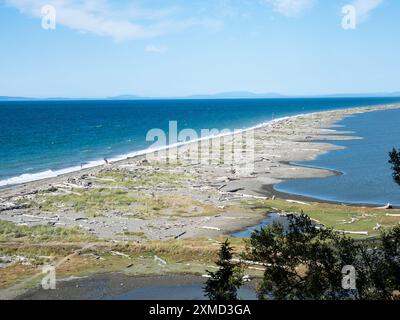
[0,220,94,243]
[95,169,194,188]
[204,240,243,300]
[389,148,400,186]
[246,214,400,300]
[241,198,400,238]
[205,215,400,300]
[28,186,219,219]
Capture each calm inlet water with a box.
[231,213,291,238]
[274,108,400,206]
[1,97,399,187]
[109,284,257,300]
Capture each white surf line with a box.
[0,115,296,188]
[1,104,398,188]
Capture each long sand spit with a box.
[1,104,400,241]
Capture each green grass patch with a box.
[96,169,193,188]
[241,198,400,238]
[29,187,218,219]
[32,188,137,217]
[0,220,94,242]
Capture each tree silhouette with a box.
[389,148,400,186]
[204,239,243,300]
[245,214,400,300]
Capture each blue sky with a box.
[0,0,399,98]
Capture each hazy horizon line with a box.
[1,90,400,101]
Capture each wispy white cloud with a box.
[351,0,384,21]
[5,0,221,41]
[145,44,168,54]
[262,0,383,20]
[264,0,315,17]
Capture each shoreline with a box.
[0,102,395,190]
[1,104,400,241]
[0,114,298,188]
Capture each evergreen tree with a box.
[245,214,400,300]
[204,239,243,300]
[389,148,400,186]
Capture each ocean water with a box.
[274,108,400,206]
[1,97,399,188]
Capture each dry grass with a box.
[242,198,400,238]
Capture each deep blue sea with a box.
[1,98,400,192]
[274,108,400,206]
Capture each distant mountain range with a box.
[107,92,286,100]
[1,91,400,101]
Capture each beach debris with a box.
[111,251,131,259]
[74,217,88,221]
[46,186,58,192]
[242,275,251,282]
[225,187,245,193]
[377,203,393,210]
[202,274,212,278]
[201,226,221,231]
[174,231,187,239]
[386,213,400,217]
[22,214,58,221]
[286,199,310,206]
[231,258,270,267]
[241,194,268,200]
[0,256,13,268]
[373,223,382,231]
[218,191,267,201]
[334,230,369,236]
[341,217,359,224]
[0,202,28,212]
[154,255,167,265]
[0,255,31,268]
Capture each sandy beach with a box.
[1,104,400,241]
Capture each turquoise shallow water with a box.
[0,97,399,189]
[274,108,400,206]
